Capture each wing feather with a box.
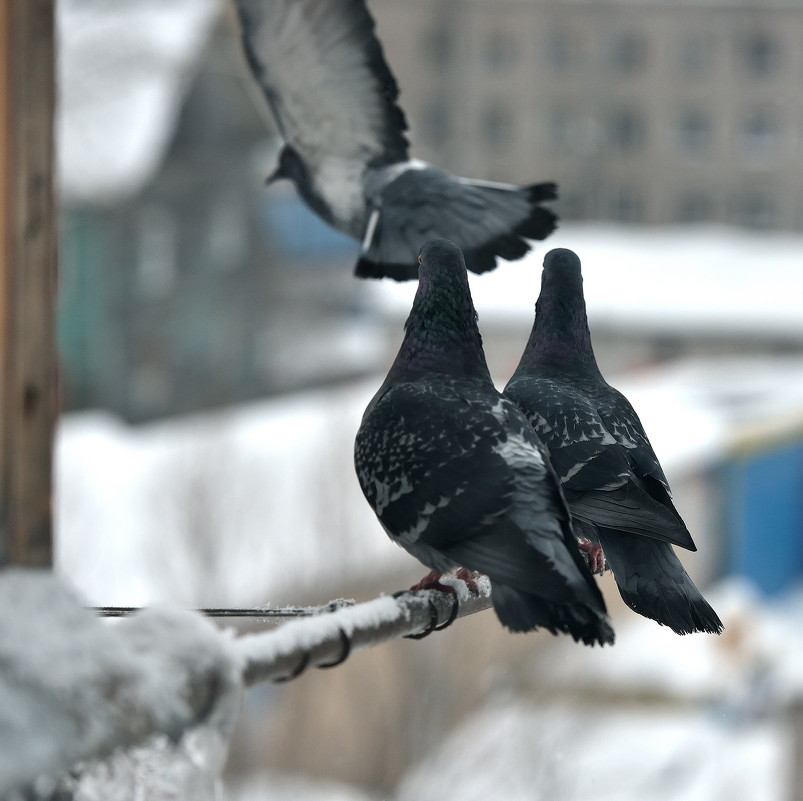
[235,0,409,170]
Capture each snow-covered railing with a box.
[2,569,492,799]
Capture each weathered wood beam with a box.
[0,0,57,567]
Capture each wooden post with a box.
[0,0,57,567]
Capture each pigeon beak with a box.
[265,166,283,186]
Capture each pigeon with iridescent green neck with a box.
[354,240,614,645]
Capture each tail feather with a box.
[595,528,723,635]
[491,582,615,646]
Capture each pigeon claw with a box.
[578,539,608,576]
[409,569,456,594]
[454,567,483,595]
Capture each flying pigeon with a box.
[234,0,558,280]
[354,239,614,645]
[503,248,723,636]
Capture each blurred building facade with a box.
[57,0,803,422]
[375,0,803,229]
[58,5,367,423]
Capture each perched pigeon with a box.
[504,248,723,636]
[234,0,558,280]
[354,240,613,645]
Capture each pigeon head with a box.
[516,248,600,375]
[387,239,491,380]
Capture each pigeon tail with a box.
[354,255,419,281]
[595,528,723,635]
[491,582,615,646]
[354,177,560,281]
[460,182,560,276]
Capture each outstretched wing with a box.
[235,0,409,171]
[356,168,558,279]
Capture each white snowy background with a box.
[27,0,803,798]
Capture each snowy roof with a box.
[365,224,803,338]
[57,0,221,204]
[56,355,803,608]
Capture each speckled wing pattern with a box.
[504,375,696,551]
[355,377,607,617]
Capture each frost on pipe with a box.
[236,576,493,686]
[0,570,241,799]
[0,569,493,797]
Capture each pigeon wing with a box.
[505,376,696,550]
[355,380,600,606]
[356,168,558,279]
[355,381,516,552]
[235,0,409,170]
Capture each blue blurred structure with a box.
[261,194,356,261]
[724,436,803,597]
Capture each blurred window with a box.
[741,110,779,162]
[736,190,775,229]
[606,107,646,153]
[604,30,648,75]
[741,31,781,77]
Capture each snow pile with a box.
[396,580,803,801]
[55,381,406,608]
[366,224,803,337]
[397,701,787,801]
[56,355,803,610]
[64,727,233,801]
[57,0,221,204]
[0,570,241,798]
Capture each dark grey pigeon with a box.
[234,0,558,281]
[504,248,722,636]
[354,240,613,645]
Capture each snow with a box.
[395,579,803,801]
[57,0,221,204]
[227,774,377,801]
[55,381,406,608]
[397,701,788,801]
[64,727,231,801]
[0,569,241,798]
[365,224,803,337]
[236,595,403,667]
[56,354,803,609]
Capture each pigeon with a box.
[503,248,723,636]
[354,239,614,645]
[234,0,558,280]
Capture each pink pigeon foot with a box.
[579,539,609,576]
[409,570,458,595]
[454,568,483,595]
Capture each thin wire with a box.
[93,599,356,619]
